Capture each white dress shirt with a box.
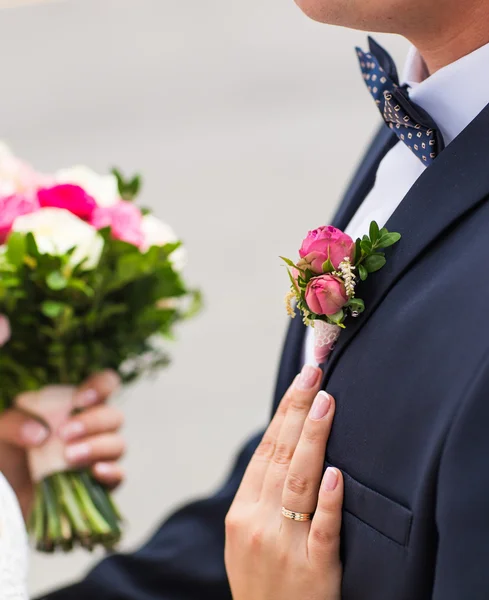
[303,41,489,366]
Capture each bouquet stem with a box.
[29,471,122,552]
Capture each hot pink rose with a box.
[305,275,348,316]
[0,194,40,243]
[0,315,11,347]
[90,200,144,247]
[299,225,355,273]
[38,184,97,220]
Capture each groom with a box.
[44,0,489,598]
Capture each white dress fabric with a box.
[0,473,29,599]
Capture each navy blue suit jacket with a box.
[43,103,489,599]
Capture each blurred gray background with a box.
[0,0,408,595]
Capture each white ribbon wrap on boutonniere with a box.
[313,321,342,365]
[16,386,75,482]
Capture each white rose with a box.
[55,165,120,208]
[141,214,187,271]
[13,207,103,270]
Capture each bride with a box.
[0,371,125,598]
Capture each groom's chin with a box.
[292,0,390,31]
[293,0,346,25]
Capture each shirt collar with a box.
[401,42,489,145]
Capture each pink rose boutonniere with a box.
[282,222,401,364]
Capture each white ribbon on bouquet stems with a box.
[16,386,74,482]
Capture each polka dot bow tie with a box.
[356,37,445,166]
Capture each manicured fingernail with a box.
[309,391,331,420]
[59,421,85,442]
[323,467,339,492]
[75,389,98,408]
[65,443,90,464]
[94,463,113,477]
[21,420,49,446]
[296,364,320,390]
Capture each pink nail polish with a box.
[75,389,98,408]
[309,391,331,421]
[21,421,49,446]
[94,463,113,477]
[296,364,320,390]
[59,421,85,442]
[323,467,339,492]
[65,443,90,464]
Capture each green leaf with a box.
[111,167,143,201]
[369,221,380,244]
[280,256,299,270]
[361,240,372,255]
[354,238,362,264]
[347,297,365,314]
[182,289,203,319]
[128,175,141,198]
[46,271,68,291]
[377,232,402,249]
[67,279,94,297]
[6,233,26,267]
[358,264,368,281]
[321,258,335,273]
[25,232,39,257]
[364,254,387,273]
[287,269,300,293]
[41,301,66,318]
[328,309,344,325]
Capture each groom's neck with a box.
[405,3,489,73]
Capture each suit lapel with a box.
[273,124,398,409]
[324,100,489,382]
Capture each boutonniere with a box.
[282,222,401,364]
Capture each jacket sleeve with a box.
[432,356,489,599]
[38,431,263,600]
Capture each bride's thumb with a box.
[0,409,49,448]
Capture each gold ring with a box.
[281,507,314,522]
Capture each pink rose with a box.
[0,315,11,347]
[299,225,355,273]
[90,201,144,247]
[38,184,97,220]
[305,275,348,316]
[0,194,40,243]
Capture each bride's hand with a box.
[0,370,125,518]
[225,365,343,600]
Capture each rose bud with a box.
[299,225,355,273]
[305,275,349,316]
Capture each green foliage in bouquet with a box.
[0,230,199,403]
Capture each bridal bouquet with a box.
[0,143,200,552]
